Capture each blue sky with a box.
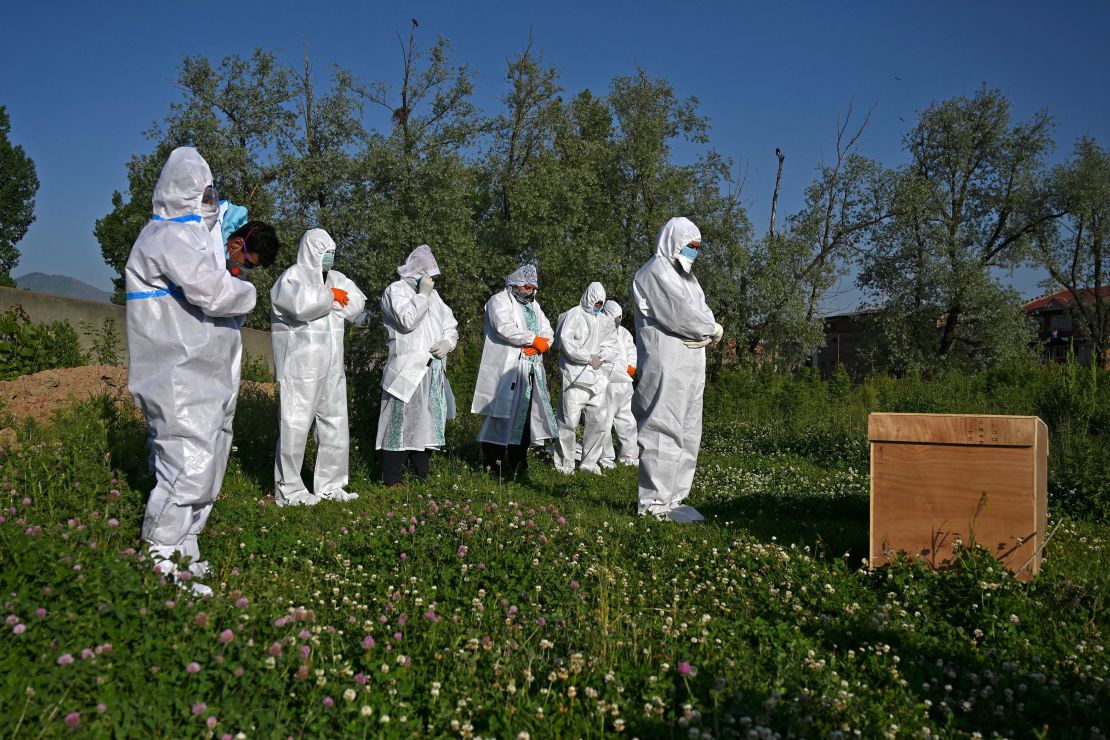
[3,0,1108,310]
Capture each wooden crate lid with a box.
[868,413,1046,447]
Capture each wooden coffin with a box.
[869,413,1049,580]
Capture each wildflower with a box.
[186,662,201,674]
[96,704,107,714]
[35,608,46,618]
[64,712,80,729]
[207,716,218,729]
[107,519,119,528]
[219,629,234,644]
[81,648,94,660]
[13,623,25,635]
[322,696,335,707]
[678,662,693,676]
[570,580,579,590]
[192,703,207,715]
[361,705,373,717]
[235,597,249,609]
[268,642,282,656]
[57,653,74,666]
[362,635,375,649]
[343,688,357,702]
[355,672,367,684]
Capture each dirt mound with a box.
[0,365,276,427]
[0,365,129,425]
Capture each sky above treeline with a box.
[3,0,1108,310]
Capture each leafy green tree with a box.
[95,50,296,317]
[0,106,40,285]
[1035,136,1110,361]
[860,86,1055,373]
[341,28,486,339]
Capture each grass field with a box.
[1,371,1108,737]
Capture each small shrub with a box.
[0,307,86,379]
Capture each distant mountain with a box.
[14,272,113,303]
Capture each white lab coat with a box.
[271,230,367,505]
[375,278,459,451]
[632,217,716,521]
[473,288,557,446]
[126,147,257,567]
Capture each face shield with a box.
[201,184,220,230]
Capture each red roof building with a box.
[1022,287,1110,367]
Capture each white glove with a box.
[710,323,724,345]
[429,339,452,359]
[331,301,343,311]
[418,272,435,296]
[682,337,713,349]
[589,354,603,370]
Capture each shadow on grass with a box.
[699,493,870,562]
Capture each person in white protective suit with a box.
[125,147,257,595]
[631,217,724,522]
[598,300,639,468]
[271,229,367,506]
[375,245,459,485]
[472,264,558,480]
[554,282,618,475]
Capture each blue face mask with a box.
[592,306,603,315]
[679,245,700,262]
[321,251,335,271]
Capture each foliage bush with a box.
[79,316,123,367]
[705,361,1110,520]
[0,307,85,379]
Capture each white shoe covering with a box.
[275,491,322,508]
[665,504,705,523]
[320,489,359,502]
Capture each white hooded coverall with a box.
[376,245,459,452]
[271,229,367,506]
[126,147,257,568]
[472,266,557,448]
[600,300,638,467]
[631,217,716,521]
[554,282,618,474]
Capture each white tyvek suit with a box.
[271,229,367,506]
[376,245,459,451]
[554,282,618,474]
[473,268,557,447]
[600,300,639,467]
[632,217,716,521]
[126,147,257,573]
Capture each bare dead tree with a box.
[769,147,785,237]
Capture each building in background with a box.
[1023,287,1110,367]
[810,310,875,378]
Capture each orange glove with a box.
[522,346,539,356]
[531,336,551,353]
[331,288,349,307]
[627,365,636,377]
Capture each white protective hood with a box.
[397,244,442,279]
